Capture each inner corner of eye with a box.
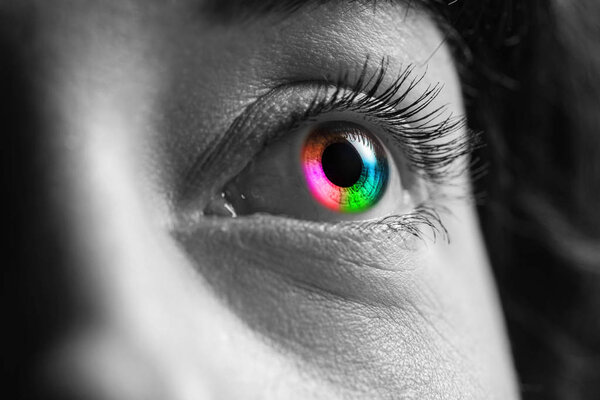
[299,120,392,214]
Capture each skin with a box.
[15,0,519,398]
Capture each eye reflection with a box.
[302,121,389,213]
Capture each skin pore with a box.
[27,0,519,398]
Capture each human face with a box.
[17,0,518,398]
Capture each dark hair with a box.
[448,1,600,398]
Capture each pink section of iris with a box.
[303,159,343,211]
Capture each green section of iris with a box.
[338,156,389,212]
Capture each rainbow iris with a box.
[301,121,389,213]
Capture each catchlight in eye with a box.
[301,121,389,213]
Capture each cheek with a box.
[176,205,515,398]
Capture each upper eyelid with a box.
[298,62,479,184]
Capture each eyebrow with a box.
[202,0,448,23]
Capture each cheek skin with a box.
[176,202,514,399]
[30,1,518,399]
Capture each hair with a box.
[447,0,600,398]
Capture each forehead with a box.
[27,0,446,80]
[28,0,440,24]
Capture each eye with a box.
[301,121,389,213]
[194,64,475,229]
[204,112,419,222]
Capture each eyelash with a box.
[297,58,480,185]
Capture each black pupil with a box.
[321,141,363,187]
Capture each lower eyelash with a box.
[351,204,449,244]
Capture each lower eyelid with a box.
[174,214,427,306]
[175,207,444,259]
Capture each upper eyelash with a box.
[300,58,482,185]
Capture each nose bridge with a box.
[22,0,154,318]
[6,6,181,398]
[6,7,274,399]
[29,15,181,400]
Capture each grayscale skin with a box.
[15,0,519,399]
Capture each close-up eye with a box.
[200,65,467,227]
[213,113,420,222]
